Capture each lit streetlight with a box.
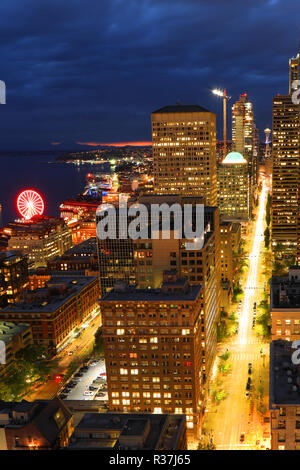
[212,88,231,158]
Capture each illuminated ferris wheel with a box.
[17,189,45,220]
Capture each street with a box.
[25,309,102,400]
[203,180,271,450]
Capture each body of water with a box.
[0,153,110,226]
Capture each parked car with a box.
[248,363,252,375]
[240,433,245,443]
[74,372,83,377]
[83,391,94,396]
[68,382,77,388]
[60,394,68,400]
[89,386,98,391]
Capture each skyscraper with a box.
[271,53,300,259]
[152,105,217,206]
[217,151,250,222]
[232,94,257,205]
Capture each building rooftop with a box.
[101,282,202,302]
[63,237,97,256]
[152,104,211,114]
[0,322,31,345]
[119,418,148,437]
[222,151,247,164]
[69,412,185,450]
[0,397,72,446]
[6,216,68,237]
[0,251,24,263]
[1,274,97,313]
[270,340,300,406]
[270,267,300,309]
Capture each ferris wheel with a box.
[17,189,45,220]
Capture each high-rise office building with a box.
[97,196,221,325]
[232,94,257,201]
[272,53,300,258]
[96,201,136,296]
[152,105,217,206]
[217,151,250,222]
[100,273,206,438]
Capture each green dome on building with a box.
[222,151,247,164]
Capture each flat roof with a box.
[64,237,97,256]
[152,104,211,114]
[270,275,300,309]
[120,418,149,436]
[0,322,31,345]
[101,283,202,302]
[72,412,185,450]
[270,340,300,406]
[1,275,97,313]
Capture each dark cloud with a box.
[0,0,299,150]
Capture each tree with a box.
[219,351,230,361]
[254,300,271,338]
[197,442,216,450]
[93,327,104,356]
[218,362,232,374]
[265,194,271,227]
[233,284,244,302]
[264,227,270,249]
[0,344,58,401]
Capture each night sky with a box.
[0,0,299,151]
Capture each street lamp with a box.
[212,88,231,158]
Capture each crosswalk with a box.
[232,352,261,361]
[231,337,261,346]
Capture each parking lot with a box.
[60,359,108,401]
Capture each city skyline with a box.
[0,0,300,151]
[1,0,300,455]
